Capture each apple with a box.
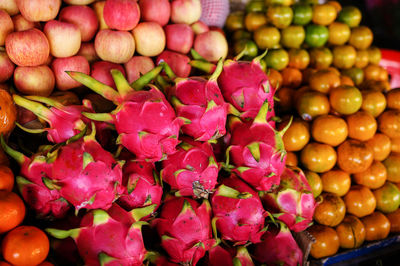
[132,22,165,57]
[16,0,61,22]
[124,56,155,83]
[0,50,15,83]
[194,30,228,62]
[92,1,109,30]
[51,56,90,91]
[95,29,135,64]
[191,21,209,34]
[77,42,99,64]
[6,28,50,66]
[0,10,14,46]
[171,0,201,25]
[103,0,140,31]
[91,61,126,89]
[139,0,170,26]
[0,0,19,16]
[59,5,99,42]
[44,20,81,58]
[156,50,191,78]
[12,14,41,32]
[165,24,194,54]
[14,65,55,96]
[64,0,96,5]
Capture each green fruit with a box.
[292,4,313,25]
[266,5,293,29]
[337,6,362,28]
[264,48,289,71]
[234,39,259,59]
[254,26,281,49]
[305,24,329,48]
[281,25,305,48]
[245,0,265,13]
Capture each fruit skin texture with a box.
[153,197,215,265]
[343,185,376,218]
[0,191,25,234]
[361,211,391,241]
[261,166,316,232]
[156,50,191,78]
[308,224,340,259]
[253,222,303,266]
[335,215,366,249]
[103,0,140,31]
[161,137,219,199]
[211,175,267,245]
[313,193,346,227]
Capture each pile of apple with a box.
[0,0,229,98]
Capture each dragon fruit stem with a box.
[155,75,170,92]
[217,185,253,199]
[252,49,268,65]
[189,60,216,74]
[13,94,52,123]
[67,71,120,103]
[129,204,157,221]
[130,65,164,91]
[0,135,28,165]
[15,122,46,134]
[209,58,224,82]
[110,69,133,98]
[253,101,270,125]
[158,62,176,80]
[190,48,206,61]
[98,252,116,265]
[82,112,113,123]
[233,45,250,61]
[45,227,80,240]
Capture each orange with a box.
[349,26,373,50]
[300,142,337,173]
[305,171,323,198]
[353,161,387,189]
[386,208,400,233]
[309,47,333,69]
[308,224,340,259]
[280,67,302,88]
[373,181,400,213]
[0,89,17,136]
[346,111,377,141]
[378,110,400,138]
[366,133,391,161]
[0,165,14,192]
[0,191,25,234]
[321,169,351,196]
[329,85,362,115]
[364,64,387,81]
[309,69,341,94]
[280,119,310,151]
[361,212,391,241]
[354,49,369,69]
[285,151,298,167]
[344,185,376,218]
[288,48,310,70]
[337,139,374,173]
[327,1,342,12]
[296,91,330,121]
[332,45,357,69]
[367,46,382,65]
[341,67,364,86]
[383,153,400,183]
[328,22,350,46]
[267,68,283,89]
[302,68,318,84]
[280,25,305,49]
[244,12,267,31]
[311,114,348,146]
[0,262,11,266]
[254,25,281,49]
[386,88,400,110]
[335,215,366,249]
[391,137,400,154]
[276,87,295,113]
[312,3,337,26]
[1,226,49,266]
[314,192,346,226]
[340,75,355,86]
[0,147,9,166]
[225,12,245,32]
[361,90,387,118]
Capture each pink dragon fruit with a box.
[226,101,288,192]
[68,66,186,162]
[160,137,219,199]
[253,222,303,266]
[208,244,254,266]
[211,174,267,245]
[46,203,155,266]
[153,197,215,265]
[117,160,163,215]
[167,59,230,141]
[0,136,70,218]
[260,166,317,232]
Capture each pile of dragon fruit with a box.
[3,52,317,266]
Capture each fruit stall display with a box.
[0,0,399,265]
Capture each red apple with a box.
[92,1,109,30]
[64,0,96,4]
[103,0,140,31]
[16,0,61,22]
[59,5,99,42]
[0,0,19,16]
[95,29,135,64]
[132,22,165,57]
[51,56,90,91]
[77,42,99,64]
[191,21,209,34]
[91,61,126,89]
[171,0,201,25]
[0,10,13,47]
[5,28,50,66]
[165,24,194,54]
[124,56,155,83]
[194,30,228,62]
[44,20,81,58]
[0,50,15,82]
[156,50,191,78]
[139,0,170,26]
[12,14,41,32]
[14,65,55,96]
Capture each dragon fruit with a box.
[211,174,267,245]
[153,197,215,265]
[117,160,163,215]
[46,203,155,266]
[260,166,316,232]
[226,102,288,192]
[0,136,70,218]
[68,66,186,162]
[160,137,219,199]
[167,59,230,141]
[208,244,254,266]
[253,222,303,266]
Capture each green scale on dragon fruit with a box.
[211,174,267,245]
[207,244,254,266]
[152,196,215,265]
[46,203,156,266]
[160,136,219,199]
[68,65,187,162]
[260,166,317,233]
